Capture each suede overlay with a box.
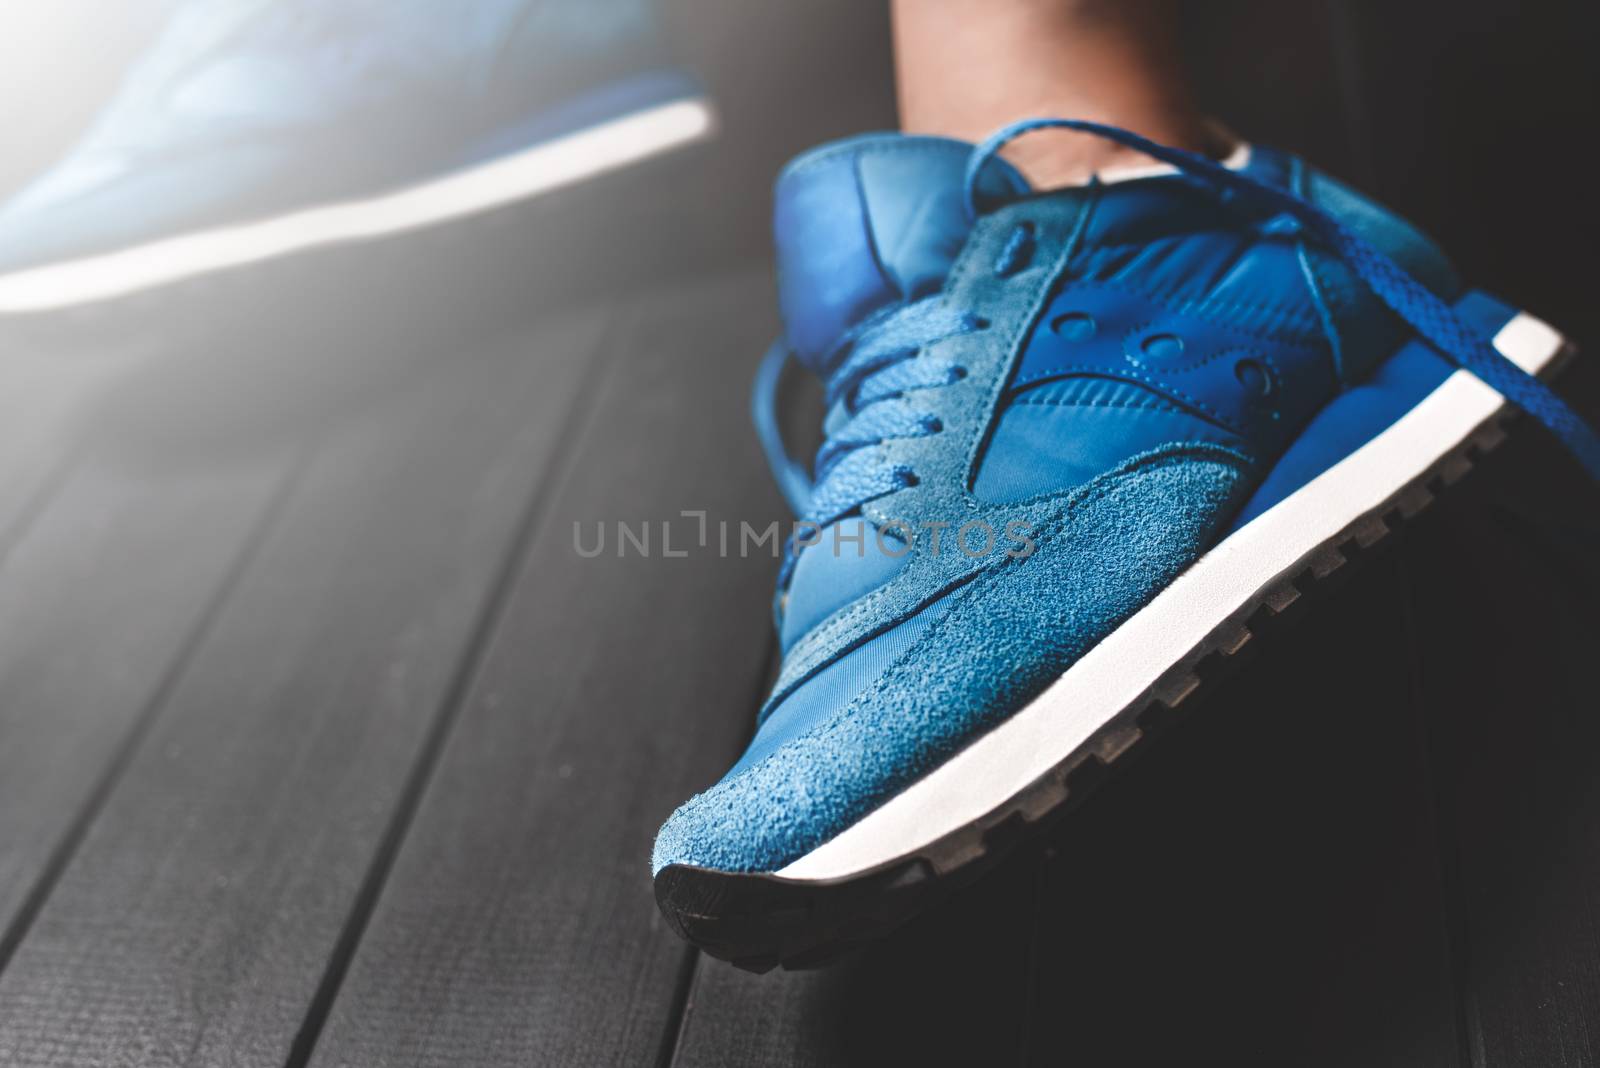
[762,195,1098,724]
[652,449,1246,874]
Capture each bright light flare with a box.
[0,95,717,314]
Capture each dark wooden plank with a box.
[0,450,291,949]
[302,273,785,1068]
[1017,549,1463,1067]
[1341,2,1600,1062]
[0,309,602,1068]
[671,855,1041,1068]
[0,304,305,949]
[1406,441,1600,1068]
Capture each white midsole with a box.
[779,312,1565,881]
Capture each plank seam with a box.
[0,451,82,580]
[283,319,620,1068]
[663,629,780,1068]
[656,947,701,1068]
[0,449,308,975]
[1398,529,1479,1068]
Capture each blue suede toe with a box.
[651,451,1246,874]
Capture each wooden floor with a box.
[0,2,1596,1065]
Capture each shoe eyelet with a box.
[993,222,1036,277]
[1050,311,1096,342]
[1140,333,1184,361]
[1233,357,1276,399]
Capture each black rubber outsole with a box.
[655,353,1573,973]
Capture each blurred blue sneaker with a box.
[652,119,1599,969]
[0,0,708,310]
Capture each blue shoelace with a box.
[755,118,1600,536]
[754,300,983,523]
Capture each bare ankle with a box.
[892,0,1220,187]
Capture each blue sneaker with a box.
[0,0,706,311]
[652,119,1599,969]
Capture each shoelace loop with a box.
[756,299,983,528]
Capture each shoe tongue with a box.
[773,133,1028,373]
